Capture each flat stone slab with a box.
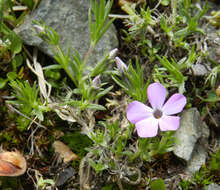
[185,143,207,174]
[185,122,210,175]
[15,0,118,68]
[173,108,203,161]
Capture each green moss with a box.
[102,184,118,190]
[61,132,93,158]
[0,177,19,190]
[209,148,220,172]
[0,132,18,146]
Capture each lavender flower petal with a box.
[147,83,167,109]
[162,94,186,115]
[159,115,180,131]
[136,117,159,137]
[126,101,153,124]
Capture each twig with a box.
[206,105,218,127]
[22,45,33,62]
[83,45,94,66]
[26,169,38,188]
[116,176,124,190]
[79,152,93,190]
[122,167,142,185]
[109,14,130,19]
[151,0,162,11]
[7,104,47,129]
[27,127,39,155]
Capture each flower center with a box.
[153,109,163,119]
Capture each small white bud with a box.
[115,57,128,73]
[33,25,45,33]
[92,75,101,89]
[109,48,118,59]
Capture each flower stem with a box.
[83,44,95,66]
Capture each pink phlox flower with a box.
[126,82,186,138]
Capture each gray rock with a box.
[201,1,220,64]
[173,108,203,161]
[191,63,210,76]
[189,1,220,77]
[201,122,210,139]
[57,167,76,186]
[185,143,207,175]
[185,122,210,175]
[15,0,118,68]
[203,183,220,190]
[174,109,210,175]
[204,25,220,64]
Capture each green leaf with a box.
[88,8,95,42]
[209,148,220,171]
[8,80,43,120]
[197,90,219,103]
[0,0,5,30]
[160,16,173,38]
[7,71,17,81]
[194,1,209,21]
[46,26,59,45]
[43,64,62,70]
[87,104,106,111]
[112,75,129,91]
[96,17,115,44]
[21,0,34,10]
[37,176,55,187]
[206,90,219,102]
[0,78,7,89]
[160,16,168,32]
[12,54,23,71]
[95,85,113,99]
[89,0,114,46]
[161,0,170,6]
[89,54,111,77]
[88,159,108,173]
[180,46,197,69]
[45,70,61,80]
[157,56,185,83]
[150,178,166,190]
[8,31,22,55]
[33,109,44,121]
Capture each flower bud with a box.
[92,75,101,89]
[33,24,45,34]
[115,57,128,73]
[109,48,118,59]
